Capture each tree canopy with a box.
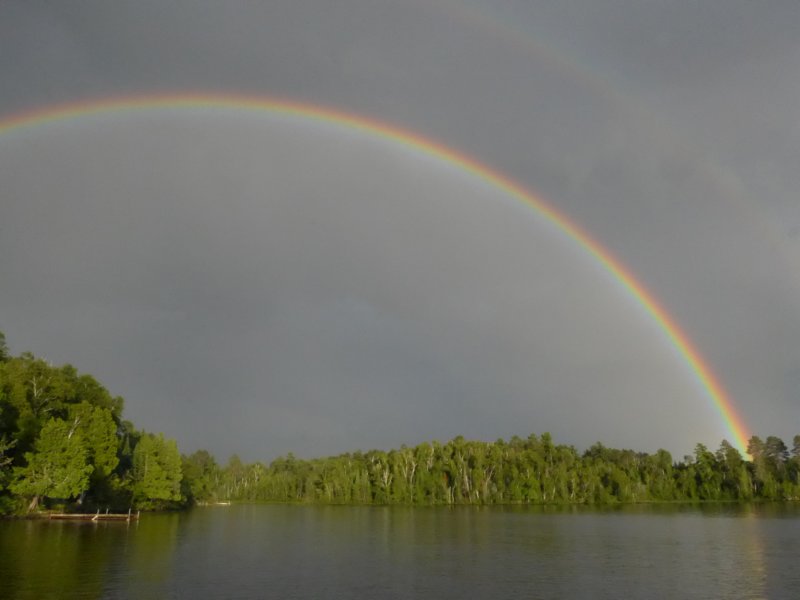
[0,332,183,513]
[2,329,798,514]
[196,432,800,506]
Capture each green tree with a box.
[181,449,219,504]
[67,403,119,481]
[693,443,722,500]
[716,440,750,500]
[220,454,248,499]
[0,331,9,362]
[748,435,780,499]
[131,433,183,508]
[366,450,393,503]
[637,449,673,501]
[787,435,800,497]
[0,433,15,491]
[10,418,93,511]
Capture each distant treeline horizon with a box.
[1,331,798,514]
[192,430,799,506]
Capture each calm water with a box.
[1,503,798,599]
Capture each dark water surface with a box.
[1,503,798,599]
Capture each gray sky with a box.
[1,0,798,461]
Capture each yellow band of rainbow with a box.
[0,92,751,455]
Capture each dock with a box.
[48,509,140,522]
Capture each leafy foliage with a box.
[9,419,93,510]
[2,329,799,513]
[205,432,800,506]
[131,433,184,508]
[181,450,220,504]
[0,332,183,513]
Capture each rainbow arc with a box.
[0,92,752,455]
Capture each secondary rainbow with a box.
[0,92,752,454]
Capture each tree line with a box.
[2,331,799,513]
[184,432,800,506]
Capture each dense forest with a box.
[195,432,800,506]
[1,331,799,515]
[0,332,183,514]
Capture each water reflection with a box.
[115,513,180,598]
[738,505,768,600]
[0,514,180,600]
[1,504,798,599]
[0,519,125,599]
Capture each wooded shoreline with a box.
[195,433,800,506]
[0,332,185,516]
[2,331,799,515]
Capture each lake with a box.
[1,503,798,599]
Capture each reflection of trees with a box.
[0,520,122,599]
[0,514,181,599]
[123,513,181,597]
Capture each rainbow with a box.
[0,92,751,454]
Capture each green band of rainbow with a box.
[0,92,751,454]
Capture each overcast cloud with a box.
[1,0,798,461]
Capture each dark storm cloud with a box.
[1,0,798,459]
